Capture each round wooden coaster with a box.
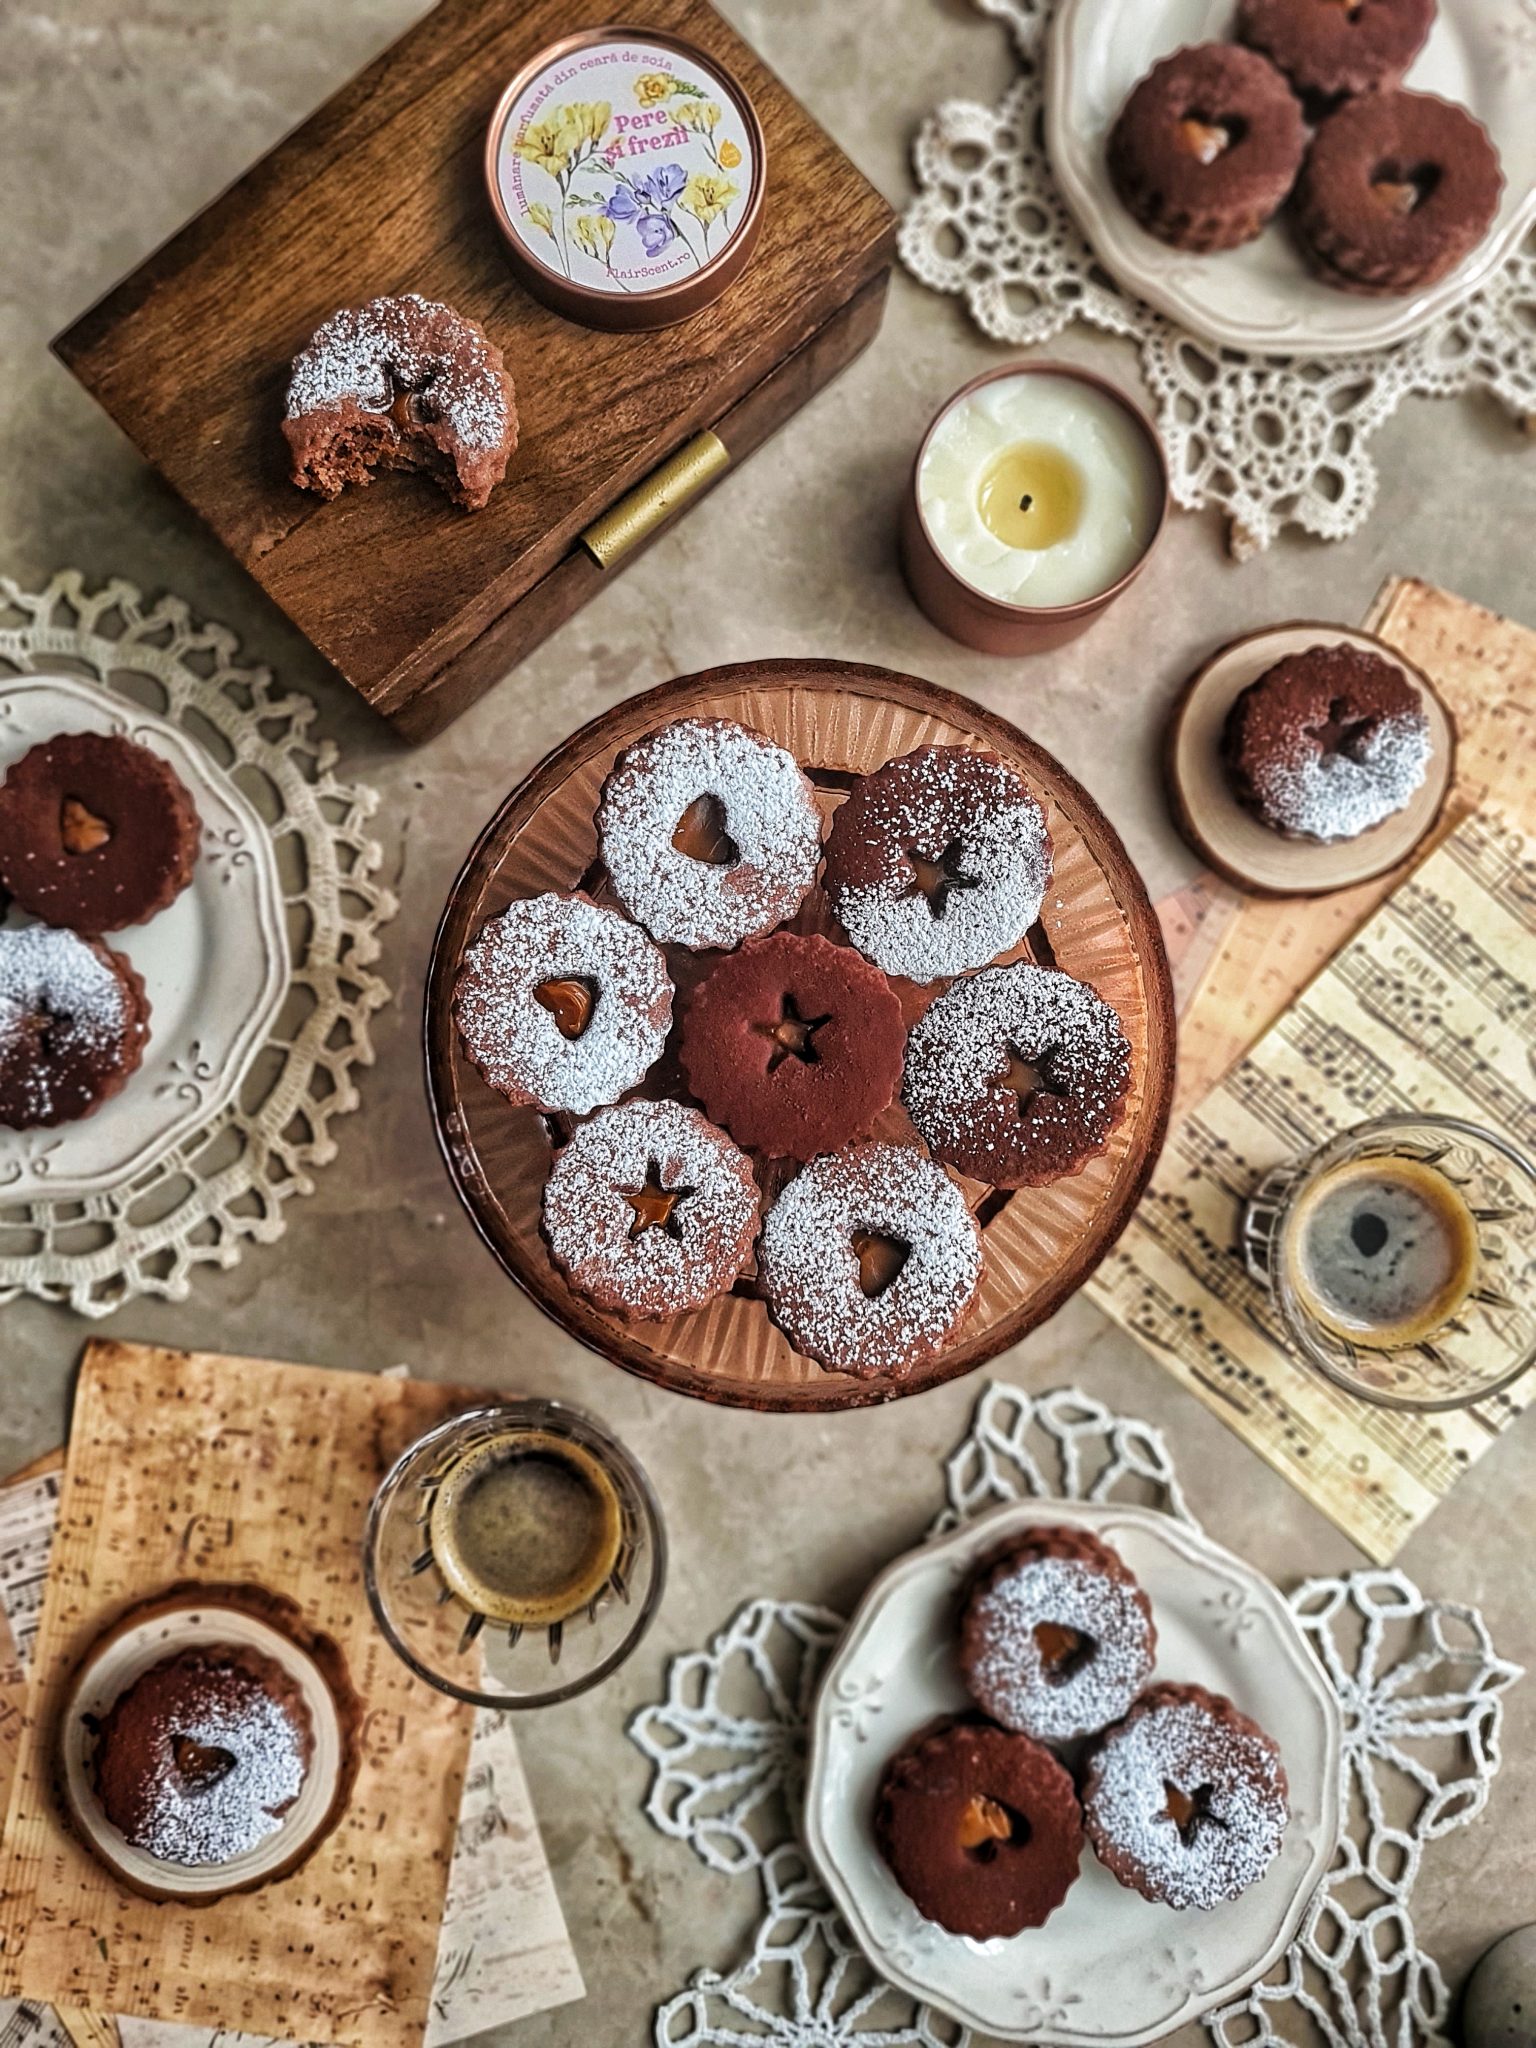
[424,659,1175,1413]
[1166,622,1456,898]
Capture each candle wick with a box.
[1018,494,1033,513]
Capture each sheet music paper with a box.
[0,1466,582,2048]
[1091,812,1536,1560]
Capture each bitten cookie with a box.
[284,293,518,512]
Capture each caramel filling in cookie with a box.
[60,796,113,855]
[753,994,830,1071]
[851,1228,910,1299]
[171,1734,238,1789]
[533,976,597,1040]
[1176,113,1244,164]
[957,1793,1030,1859]
[1370,160,1439,214]
[902,840,982,918]
[1002,1043,1068,1117]
[624,1160,695,1240]
[1159,1779,1222,1848]
[670,792,739,866]
[1033,1618,1095,1682]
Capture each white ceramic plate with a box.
[61,1598,348,1901]
[1046,0,1536,356]
[804,1500,1341,2046]
[0,674,289,1199]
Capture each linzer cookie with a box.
[822,746,1051,983]
[1294,90,1503,296]
[284,294,518,512]
[678,933,905,1160]
[757,1142,983,1379]
[453,892,672,1117]
[93,1645,314,1869]
[0,731,199,932]
[903,964,1132,1188]
[1082,1682,1290,1909]
[542,1097,760,1319]
[1222,643,1431,843]
[597,717,821,951]
[0,925,150,1128]
[960,1526,1156,1742]
[874,1718,1083,1939]
[1107,44,1306,252]
[1239,0,1435,101]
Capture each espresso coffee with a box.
[1285,1154,1480,1350]
[428,1428,624,1628]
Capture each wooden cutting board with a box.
[52,0,897,739]
[0,1342,477,2048]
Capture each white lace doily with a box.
[0,572,397,1316]
[899,0,1536,556]
[631,1383,1522,2048]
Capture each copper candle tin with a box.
[485,24,766,332]
[901,362,1171,657]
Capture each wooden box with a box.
[54,0,896,740]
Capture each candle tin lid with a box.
[485,24,766,332]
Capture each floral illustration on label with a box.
[497,41,755,294]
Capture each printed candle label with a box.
[496,39,756,295]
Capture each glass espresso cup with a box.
[364,1399,665,1707]
[1242,1115,1536,1410]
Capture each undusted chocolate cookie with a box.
[1082,1682,1289,1910]
[1223,643,1430,842]
[822,746,1051,984]
[0,925,150,1128]
[1239,0,1435,102]
[284,293,518,512]
[679,933,905,1161]
[960,1526,1157,1743]
[1108,44,1307,252]
[758,1142,983,1380]
[542,1097,760,1320]
[1294,90,1503,295]
[875,1717,1084,1938]
[93,1645,314,1867]
[0,732,199,933]
[903,964,1132,1188]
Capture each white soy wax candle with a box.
[903,365,1167,654]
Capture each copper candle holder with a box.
[901,362,1171,656]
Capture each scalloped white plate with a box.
[804,1499,1341,2046]
[0,674,289,1199]
[1046,0,1536,356]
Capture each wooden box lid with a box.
[54,0,896,735]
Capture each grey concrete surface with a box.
[1,3,1532,2041]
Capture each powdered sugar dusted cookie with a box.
[597,718,821,952]
[960,1525,1156,1742]
[1082,1682,1290,1909]
[758,1141,982,1379]
[542,1097,760,1320]
[453,891,671,1117]
[823,745,1051,983]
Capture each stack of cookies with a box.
[874,1525,1290,1938]
[452,715,1136,1381]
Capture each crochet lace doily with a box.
[0,573,396,1316]
[632,1383,1521,2048]
[899,0,1536,557]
